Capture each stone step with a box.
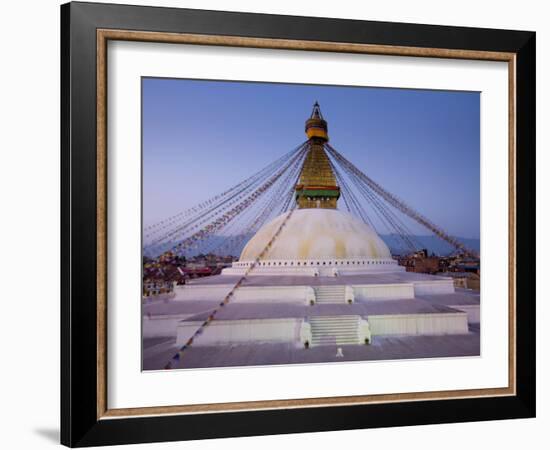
[309,320,357,327]
[316,299,344,302]
[309,316,358,321]
[315,290,345,294]
[312,328,357,332]
[311,329,357,334]
[309,314,362,346]
[311,326,358,331]
[312,334,358,339]
[311,338,359,345]
[312,329,356,332]
[314,286,348,304]
[312,334,357,338]
[312,333,357,338]
[315,299,348,304]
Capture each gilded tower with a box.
[295,102,340,209]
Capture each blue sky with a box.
[143,78,480,239]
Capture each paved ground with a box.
[142,324,480,371]
[143,294,478,320]
[418,289,480,306]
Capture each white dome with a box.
[240,209,391,262]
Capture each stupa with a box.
[143,103,480,368]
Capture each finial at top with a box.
[310,101,324,120]
[305,102,328,141]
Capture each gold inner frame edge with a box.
[95,29,517,420]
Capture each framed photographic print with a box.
[61,1,536,447]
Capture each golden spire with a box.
[296,102,340,209]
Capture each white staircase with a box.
[309,315,362,346]
[314,285,347,304]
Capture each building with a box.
[398,250,441,274]
[143,104,480,369]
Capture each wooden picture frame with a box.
[61,1,535,447]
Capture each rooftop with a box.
[144,291,479,320]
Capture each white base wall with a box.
[231,286,314,304]
[143,315,191,338]
[175,281,455,304]
[173,284,233,301]
[353,283,415,301]
[450,304,480,324]
[176,318,304,346]
[174,284,314,304]
[413,279,455,295]
[173,311,470,346]
[368,312,469,336]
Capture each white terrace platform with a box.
[143,271,479,350]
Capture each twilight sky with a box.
[142,78,480,239]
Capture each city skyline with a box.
[143,78,480,239]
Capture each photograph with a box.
[55,1,536,446]
[141,78,481,371]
